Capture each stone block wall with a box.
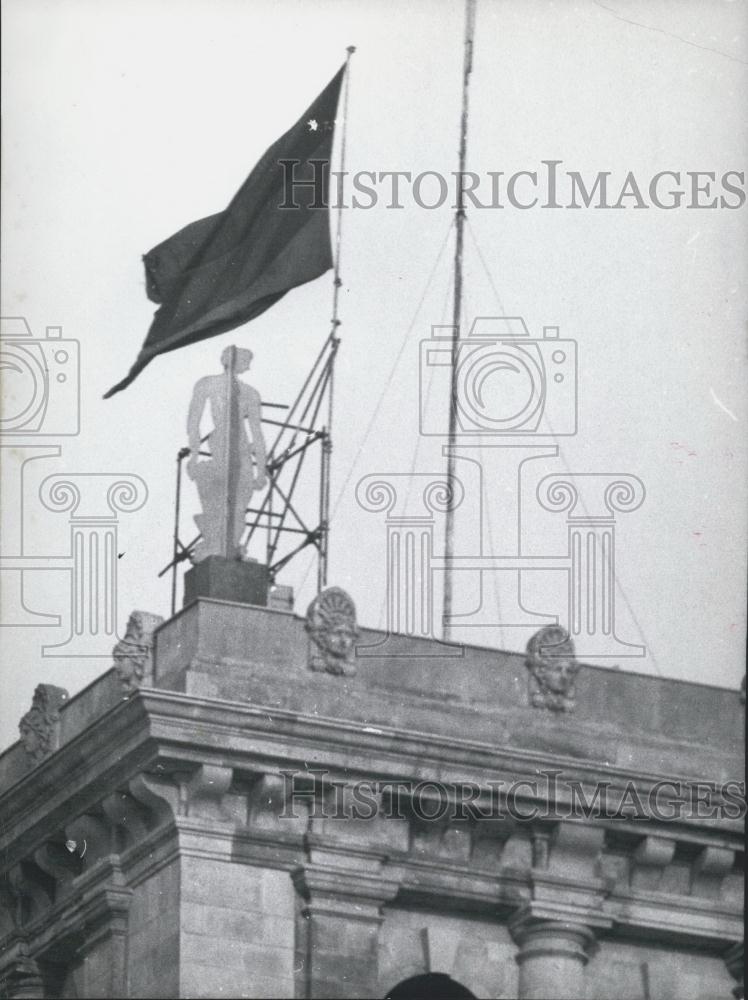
[378,907,520,998]
[128,860,180,998]
[584,939,737,1000]
[179,859,295,999]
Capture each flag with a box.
[104,65,345,398]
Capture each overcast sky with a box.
[1,0,746,750]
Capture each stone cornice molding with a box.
[63,867,132,953]
[0,698,153,864]
[138,688,742,787]
[0,940,43,999]
[0,691,743,962]
[511,900,612,938]
[1,814,741,963]
[292,850,403,919]
[605,889,744,947]
[0,857,132,970]
[529,870,611,917]
[1,690,742,870]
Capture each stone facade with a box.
[0,596,743,999]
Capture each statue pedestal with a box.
[183,556,269,608]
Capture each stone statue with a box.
[112,610,164,691]
[306,587,359,676]
[19,684,69,763]
[525,625,579,712]
[187,346,267,562]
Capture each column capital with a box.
[527,857,612,928]
[355,472,463,521]
[509,912,598,966]
[509,906,606,999]
[39,473,147,520]
[293,848,402,998]
[292,851,402,918]
[537,473,645,520]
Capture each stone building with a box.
[0,585,743,999]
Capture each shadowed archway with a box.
[384,972,478,1000]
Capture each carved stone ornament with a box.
[305,587,359,676]
[112,610,164,691]
[525,625,579,712]
[18,684,69,763]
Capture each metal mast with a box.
[319,44,356,593]
[443,0,477,641]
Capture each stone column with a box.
[293,847,401,999]
[509,822,610,1000]
[510,912,597,1000]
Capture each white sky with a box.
[1,0,746,750]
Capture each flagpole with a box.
[443,0,476,641]
[319,44,356,594]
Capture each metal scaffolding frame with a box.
[158,332,337,615]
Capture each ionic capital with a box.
[356,472,464,521]
[538,473,645,520]
[39,473,148,520]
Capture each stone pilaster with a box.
[293,845,401,999]
[509,821,611,1000]
[70,869,132,999]
[0,942,44,1000]
[725,942,744,1000]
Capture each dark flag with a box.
[104,65,345,398]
